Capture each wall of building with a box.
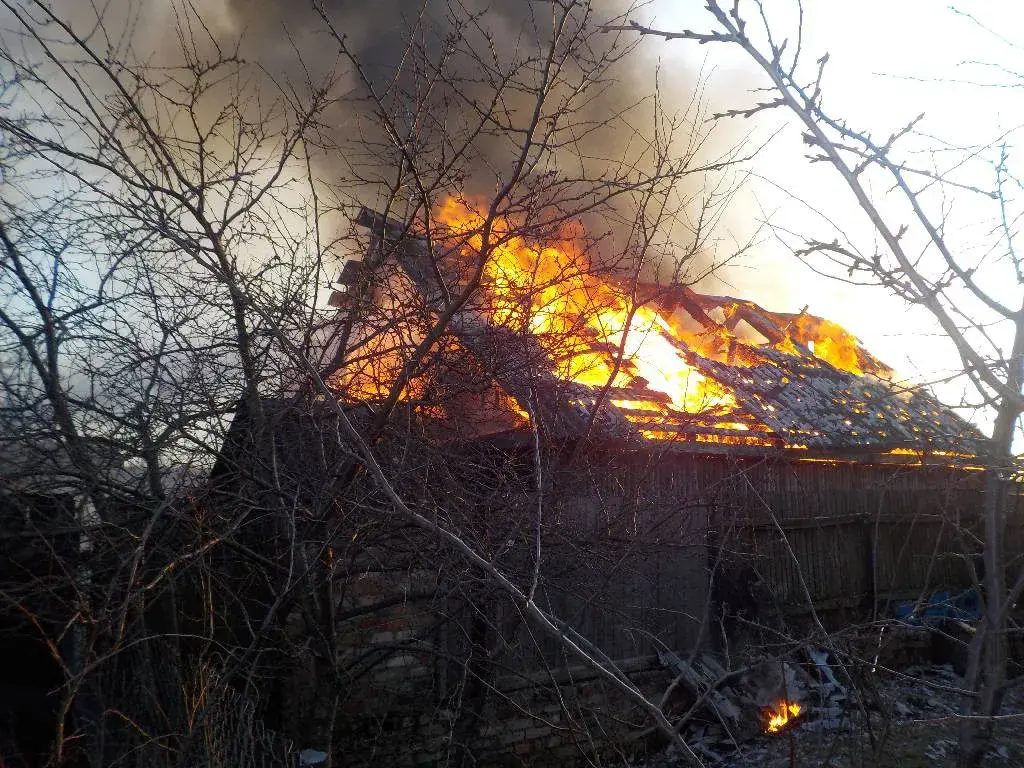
[300,451,995,766]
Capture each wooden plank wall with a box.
[526,452,1006,662]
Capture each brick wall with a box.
[280,557,688,766]
[332,655,673,766]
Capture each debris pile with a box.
[650,649,1024,765]
[656,649,819,760]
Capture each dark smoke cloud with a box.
[23,0,746,283]
[218,0,678,164]
[195,0,742,280]
[224,0,529,78]
[218,0,570,187]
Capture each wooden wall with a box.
[535,450,996,656]
[326,444,1010,766]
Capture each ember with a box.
[764,700,802,733]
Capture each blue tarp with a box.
[894,589,981,623]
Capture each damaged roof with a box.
[330,207,986,462]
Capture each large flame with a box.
[435,199,737,418]
[335,200,901,450]
[336,265,429,402]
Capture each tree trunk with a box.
[958,318,1023,766]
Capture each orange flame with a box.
[435,199,737,419]
[336,201,900,450]
[765,700,802,733]
[335,266,429,401]
[784,314,879,376]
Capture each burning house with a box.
[332,205,984,460]
[257,204,991,761]
[212,203,997,765]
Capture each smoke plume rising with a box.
[206,1,745,276]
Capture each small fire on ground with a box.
[764,700,802,733]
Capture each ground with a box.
[647,663,1024,767]
[716,715,1024,767]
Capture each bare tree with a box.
[0,0,347,762]
[608,2,1024,764]
[0,1,759,766]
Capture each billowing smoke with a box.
[216,0,648,183]
[223,0,531,79]
[29,0,745,282]
[204,0,742,281]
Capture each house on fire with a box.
[331,206,984,459]
[212,205,1002,765]
[316,203,994,621]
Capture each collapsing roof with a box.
[330,206,985,462]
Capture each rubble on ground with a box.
[640,646,1024,767]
